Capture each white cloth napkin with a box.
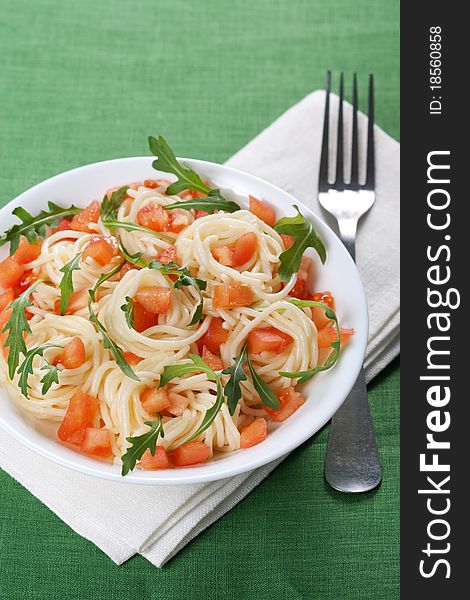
[0,90,399,567]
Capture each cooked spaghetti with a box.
[0,138,353,474]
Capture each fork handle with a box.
[324,229,382,492]
[325,367,381,492]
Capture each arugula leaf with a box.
[118,239,149,268]
[121,416,165,476]
[40,362,60,395]
[100,186,129,222]
[17,344,61,398]
[148,260,207,326]
[274,206,327,281]
[148,135,211,196]
[164,189,240,214]
[2,281,42,379]
[102,218,174,243]
[120,296,134,328]
[59,253,82,315]
[178,378,224,446]
[222,343,248,415]
[0,202,81,254]
[280,299,341,384]
[159,354,218,387]
[246,352,280,410]
[88,260,140,381]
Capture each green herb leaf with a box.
[280,299,341,383]
[102,219,174,243]
[40,362,60,395]
[120,296,134,328]
[121,416,165,476]
[159,354,218,388]
[148,260,207,325]
[100,186,129,222]
[2,281,42,379]
[0,202,81,254]
[148,135,211,196]
[59,253,82,315]
[17,344,61,398]
[274,206,327,281]
[118,239,149,268]
[88,260,139,381]
[246,352,280,410]
[222,343,248,415]
[178,378,224,446]
[164,189,240,214]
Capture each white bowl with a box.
[0,157,368,484]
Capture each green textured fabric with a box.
[0,0,399,598]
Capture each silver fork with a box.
[319,71,381,493]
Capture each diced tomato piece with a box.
[289,255,312,299]
[137,203,170,231]
[240,417,268,448]
[197,317,229,354]
[82,236,118,266]
[132,302,159,332]
[144,179,171,190]
[211,245,233,266]
[182,188,207,199]
[0,309,12,352]
[317,327,355,348]
[141,387,171,414]
[0,289,14,312]
[66,427,87,445]
[166,392,189,416]
[54,337,86,369]
[264,387,305,422]
[13,238,42,264]
[54,288,89,315]
[0,257,25,291]
[70,200,101,233]
[171,441,211,467]
[249,195,276,227]
[134,286,172,314]
[212,284,253,309]
[280,234,294,250]
[140,446,171,470]
[15,270,38,297]
[58,390,98,442]
[247,327,293,354]
[231,232,258,266]
[119,262,140,280]
[309,291,335,330]
[195,210,209,219]
[51,218,72,233]
[80,428,113,459]
[167,212,190,233]
[201,346,224,371]
[155,246,178,265]
[123,351,143,365]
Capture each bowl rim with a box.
[0,155,368,484]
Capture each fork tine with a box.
[318,71,331,192]
[334,72,344,187]
[350,73,359,188]
[364,73,375,190]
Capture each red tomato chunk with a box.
[171,442,211,466]
[58,390,98,442]
[134,286,172,314]
[247,327,293,354]
[140,446,171,470]
[264,387,305,422]
[197,317,229,354]
[249,195,276,227]
[240,417,268,448]
[212,284,253,309]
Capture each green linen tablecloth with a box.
[0,1,399,598]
